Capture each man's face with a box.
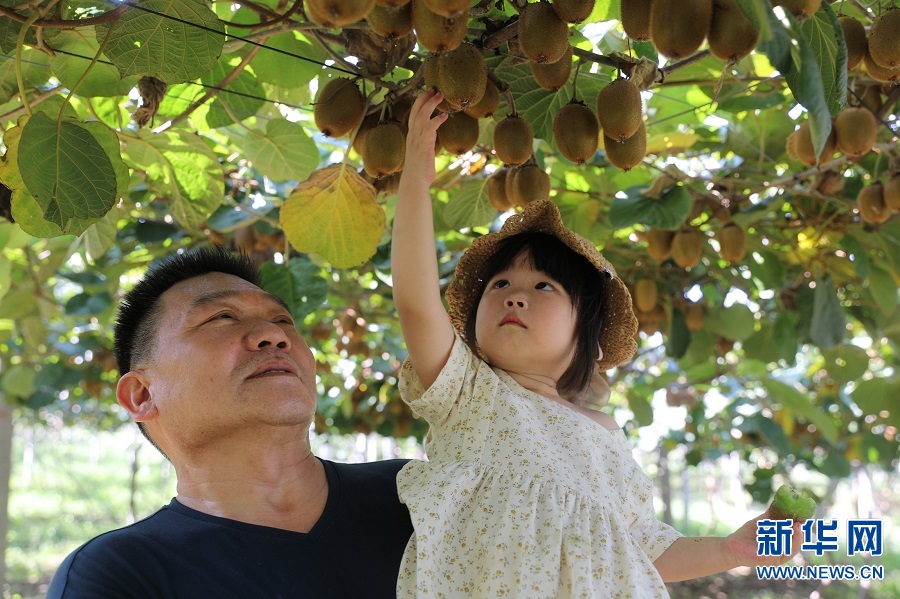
[135,273,317,451]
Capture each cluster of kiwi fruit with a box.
[838,8,900,84]
[785,103,881,167]
[621,0,759,62]
[856,171,900,226]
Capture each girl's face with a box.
[474,254,578,380]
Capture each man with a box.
[47,247,413,598]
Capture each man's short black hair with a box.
[114,245,260,374]
[113,246,259,456]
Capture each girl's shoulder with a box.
[571,404,620,432]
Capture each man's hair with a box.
[462,232,605,399]
[113,246,260,454]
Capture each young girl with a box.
[391,89,800,598]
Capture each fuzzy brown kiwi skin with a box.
[519,0,571,64]
[838,15,867,71]
[885,174,900,212]
[464,78,500,119]
[603,122,646,171]
[553,100,600,165]
[792,121,837,167]
[361,121,406,178]
[314,78,365,138]
[307,0,376,27]
[867,9,900,70]
[856,183,891,225]
[621,0,653,41]
[436,43,487,110]
[530,45,573,92]
[551,0,595,24]
[411,0,467,53]
[863,48,900,84]
[834,107,878,161]
[493,115,534,166]
[367,3,413,39]
[437,111,480,155]
[597,78,643,142]
[650,0,713,60]
[708,0,759,62]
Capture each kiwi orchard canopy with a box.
[0,1,899,487]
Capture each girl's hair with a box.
[462,231,605,399]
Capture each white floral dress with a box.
[396,335,682,598]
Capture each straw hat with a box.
[446,200,638,371]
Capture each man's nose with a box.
[246,321,291,350]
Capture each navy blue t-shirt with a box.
[47,459,413,598]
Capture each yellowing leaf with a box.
[280,165,383,268]
[645,132,700,155]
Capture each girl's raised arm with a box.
[391,90,456,390]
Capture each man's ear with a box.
[116,371,157,421]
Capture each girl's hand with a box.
[402,89,449,188]
[725,512,803,567]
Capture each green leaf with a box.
[852,378,900,419]
[259,258,329,322]
[0,258,10,302]
[442,178,496,230]
[202,57,266,128]
[867,266,898,316]
[751,0,791,71]
[79,207,120,263]
[666,308,691,359]
[705,304,756,341]
[250,32,324,89]
[749,249,786,289]
[626,388,653,427]
[804,4,847,117]
[48,29,138,97]
[96,0,225,84]
[841,234,869,280]
[821,344,869,385]
[242,118,319,182]
[608,185,692,230]
[0,48,49,105]
[65,291,112,315]
[761,377,839,444]
[0,15,37,54]
[0,363,37,398]
[121,129,224,229]
[810,276,845,349]
[17,112,119,234]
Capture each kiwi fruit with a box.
[307,0,376,27]
[373,171,402,196]
[422,0,469,18]
[816,170,845,195]
[785,130,800,161]
[671,227,703,268]
[352,110,381,154]
[512,164,551,206]
[792,120,837,166]
[551,0,595,24]
[621,0,652,41]
[634,278,659,313]
[464,77,500,119]
[596,78,642,142]
[684,302,705,331]
[863,48,900,83]
[361,121,406,178]
[493,114,534,165]
[518,0,570,64]
[856,183,890,225]
[838,16,867,71]
[391,94,416,127]
[867,9,900,70]
[375,0,410,6]
[314,78,366,137]
[435,43,487,110]
[884,173,900,212]
[553,100,600,164]
[367,3,413,39]
[423,53,453,112]
[771,0,820,19]
[487,168,514,211]
[505,166,521,207]
[530,44,573,91]
[411,0,468,52]
[437,111,479,154]
[834,107,877,160]
[604,122,646,171]
[717,222,746,262]
[650,0,713,60]
[646,228,675,260]
[858,85,883,114]
[708,0,759,62]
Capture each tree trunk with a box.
[0,391,14,595]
